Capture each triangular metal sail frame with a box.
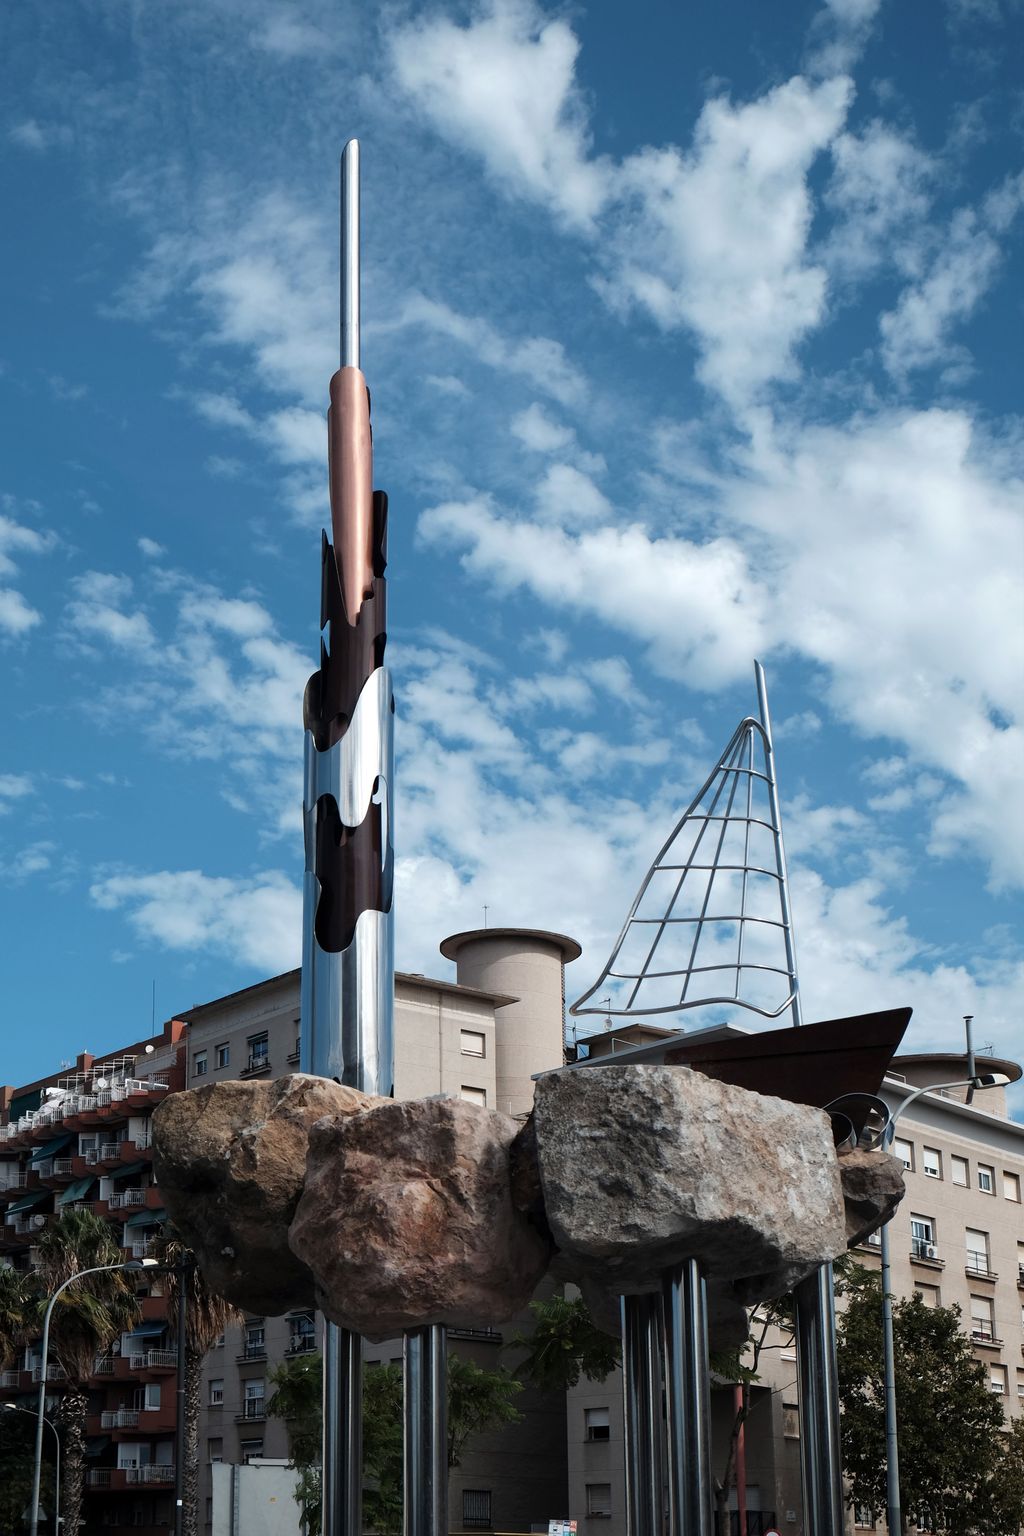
[571,660,803,1027]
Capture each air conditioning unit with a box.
[925,1243,939,1259]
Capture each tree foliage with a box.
[446,1355,523,1467]
[836,1267,1024,1536]
[509,1294,620,1392]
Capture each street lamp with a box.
[2,1402,60,1528]
[879,1071,1013,1536]
[29,1258,157,1536]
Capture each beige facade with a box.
[181,929,579,1535]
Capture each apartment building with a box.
[563,1041,1024,1536]
[0,1019,187,1535]
[179,926,581,1536]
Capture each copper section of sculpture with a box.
[328,365,376,623]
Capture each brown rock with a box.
[152,1073,380,1314]
[289,1096,552,1338]
[839,1147,905,1248]
[532,1064,846,1302]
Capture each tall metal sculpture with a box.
[570,663,843,1536]
[300,140,447,1536]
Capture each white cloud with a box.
[251,12,332,57]
[824,121,936,280]
[607,76,853,406]
[2,841,56,881]
[0,774,33,808]
[534,463,611,525]
[880,177,1024,378]
[390,0,610,231]
[805,0,884,75]
[0,589,42,635]
[9,119,71,153]
[0,503,54,634]
[511,402,575,455]
[67,571,156,652]
[138,537,167,558]
[90,868,301,972]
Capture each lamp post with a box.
[879,1071,1012,1536]
[2,1402,60,1527]
[29,1258,155,1536]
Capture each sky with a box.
[0,0,1022,1102]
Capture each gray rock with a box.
[152,1073,381,1314]
[839,1147,905,1248]
[532,1064,846,1301]
[288,1096,551,1339]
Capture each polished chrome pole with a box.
[794,1263,844,1536]
[662,1260,713,1536]
[623,1293,665,1535]
[404,1326,448,1536]
[301,136,395,1536]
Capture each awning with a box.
[126,1322,167,1340]
[29,1134,74,1164]
[58,1177,96,1206]
[125,1207,166,1228]
[6,1188,49,1215]
[109,1161,147,1180]
[8,1088,42,1120]
[84,1435,110,1458]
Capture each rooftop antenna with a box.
[571,660,802,1028]
[964,1014,976,1103]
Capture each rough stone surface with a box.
[288,1096,551,1339]
[839,1147,905,1248]
[152,1073,380,1314]
[532,1064,846,1300]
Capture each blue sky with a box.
[1,0,1021,1097]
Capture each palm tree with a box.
[0,1261,29,1368]
[32,1208,140,1536]
[151,1232,241,1536]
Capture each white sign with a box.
[549,1523,578,1534]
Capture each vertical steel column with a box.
[794,1262,844,1536]
[404,1325,448,1536]
[301,137,395,1536]
[662,1260,713,1536]
[623,1293,666,1536]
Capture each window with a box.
[243,1379,265,1418]
[207,1438,223,1464]
[965,1229,990,1275]
[462,1490,492,1529]
[143,1382,161,1410]
[460,1030,486,1057]
[215,1043,230,1069]
[1004,1172,1021,1203]
[951,1156,969,1187]
[914,1284,940,1308]
[922,1147,941,1179]
[970,1294,995,1342]
[586,1483,613,1517]
[782,1404,800,1439]
[989,1364,1007,1396]
[205,1496,213,1524]
[461,1085,487,1107]
[978,1164,994,1194]
[240,1438,263,1463]
[247,1033,269,1071]
[193,1051,208,1078]
[1017,1371,1024,1401]
[910,1215,936,1259]
[894,1138,914,1172]
[585,1406,610,1442]
[208,1379,224,1406]
[854,1508,876,1530]
[244,1321,266,1358]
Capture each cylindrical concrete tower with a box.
[439,927,582,1118]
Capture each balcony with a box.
[32,1363,66,1384]
[909,1240,943,1268]
[965,1253,996,1281]
[970,1329,1003,1349]
[102,1410,140,1430]
[1017,1265,1024,1290]
[286,1048,301,1066]
[87,1469,112,1487]
[239,1053,271,1078]
[125,1464,175,1485]
[286,1335,317,1356]
[92,1356,116,1376]
[130,1350,177,1372]
[235,1401,267,1423]
[0,1368,21,1388]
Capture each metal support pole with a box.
[662,1260,713,1536]
[879,1222,902,1536]
[173,1261,191,1536]
[794,1263,844,1536]
[734,1384,747,1536]
[322,1323,363,1536]
[404,1325,448,1536]
[623,1293,665,1536]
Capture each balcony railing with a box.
[130,1238,155,1259]
[910,1239,942,1263]
[287,1336,316,1355]
[130,1350,176,1370]
[966,1252,996,1279]
[970,1329,1003,1346]
[236,1401,267,1422]
[125,1464,176,1484]
[237,1342,267,1362]
[0,1369,21,1387]
[240,1053,271,1076]
[87,1469,112,1487]
[107,1189,147,1210]
[101,1409,140,1429]
[93,1356,116,1375]
[32,1364,66,1383]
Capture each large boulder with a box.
[152,1073,380,1314]
[531,1064,846,1302]
[288,1096,551,1339]
[839,1147,905,1247]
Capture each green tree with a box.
[150,1234,242,1536]
[0,1408,55,1533]
[446,1355,523,1467]
[836,1268,1022,1535]
[509,1294,620,1392]
[31,1208,140,1536]
[0,1262,29,1369]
